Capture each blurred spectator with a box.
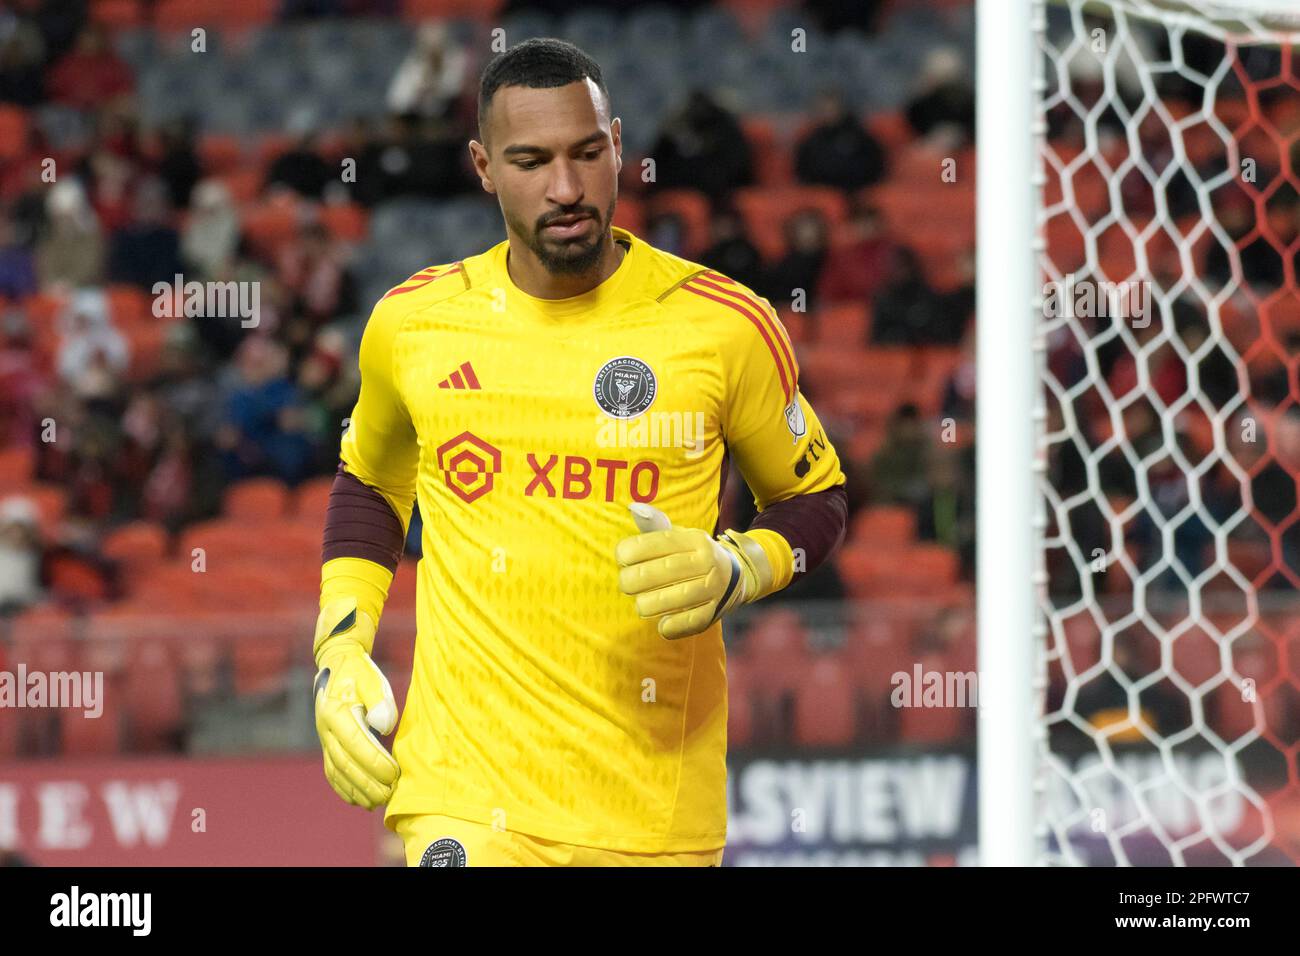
[699,206,765,295]
[801,0,884,33]
[941,327,976,423]
[182,179,241,279]
[817,201,894,304]
[870,247,947,345]
[0,19,46,106]
[0,496,43,615]
[904,48,975,147]
[350,113,471,205]
[763,208,829,309]
[917,442,975,577]
[0,309,43,446]
[0,212,37,299]
[191,244,276,362]
[82,109,146,232]
[216,337,313,484]
[36,179,105,288]
[387,22,468,121]
[647,90,754,201]
[45,23,133,111]
[56,290,127,394]
[275,220,357,356]
[297,329,357,473]
[107,176,182,289]
[794,89,886,191]
[869,403,930,510]
[155,117,202,211]
[644,210,687,257]
[265,116,334,201]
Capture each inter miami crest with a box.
[593,356,656,419]
[419,837,468,867]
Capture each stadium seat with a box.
[232,634,293,696]
[291,474,333,524]
[103,521,169,569]
[0,444,33,489]
[197,133,244,175]
[815,302,870,345]
[319,202,369,243]
[91,0,146,28]
[791,652,858,747]
[725,653,756,748]
[223,477,290,523]
[851,506,916,546]
[60,679,125,756]
[645,190,713,259]
[742,117,793,187]
[124,640,184,750]
[733,187,850,261]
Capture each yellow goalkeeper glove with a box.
[615,503,777,640]
[312,597,400,809]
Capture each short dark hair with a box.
[477,38,610,144]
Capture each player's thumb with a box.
[354,656,398,736]
[629,502,672,534]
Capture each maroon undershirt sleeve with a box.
[748,485,849,586]
[321,463,406,574]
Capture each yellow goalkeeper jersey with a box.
[341,225,845,852]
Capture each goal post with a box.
[977,0,1300,866]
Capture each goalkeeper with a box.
[312,38,847,867]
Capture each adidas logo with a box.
[438,361,481,390]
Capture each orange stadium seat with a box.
[319,202,369,243]
[18,484,65,537]
[0,444,33,488]
[154,0,276,31]
[743,117,794,187]
[646,189,712,259]
[242,196,301,258]
[865,111,915,154]
[220,167,263,204]
[197,134,244,176]
[733,187,850,261]
[851,506,916,546]
[123,640,184,750]
[60,682,124,756]
[913,347,964,415]
[791,653,858,746]
[224,477,290,522]
[123,319,169,381]
[291,474,334,524]
[106,284,152,326]
[815,301,870,345]
[725,654,756,748]
[232,634,293,695]
[103,520,169,568]
[743,606,810,696]
[0,106,29,162]
[610,195,645,237]
[90,0,145,27]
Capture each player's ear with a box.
[468,140,496,195]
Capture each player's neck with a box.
[506,235,626,300]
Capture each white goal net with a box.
[1034,0,1300,865]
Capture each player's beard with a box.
[508,196,618,277]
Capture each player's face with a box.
[472,79,622,276]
